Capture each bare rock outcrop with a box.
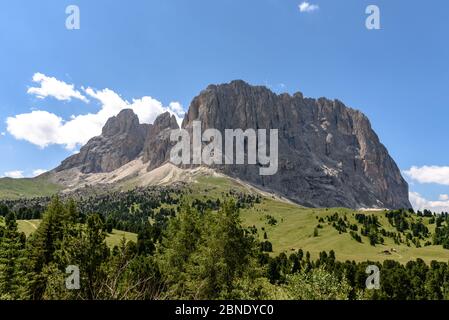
[182,80,411,209]
[56,109,148,174]
[53,81,411,209]
[142,112,179,171]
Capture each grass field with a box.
[16,219,137,248]
[190,176,449,264]
[105,229,137,248]
[17,220,41,237]
[0,176,61,200]
[240,198,448,264]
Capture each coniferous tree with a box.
[26,196,67,299]
[187,201,260,299]
[0,211,27,299]
[157,204,202,297]
[54,213,109,299]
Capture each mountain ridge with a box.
[38,81,410,209]
[180,80,411,209]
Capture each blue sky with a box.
[0,0,448,211]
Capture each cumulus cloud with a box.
[32,169,48,177]
[7,76,185,150]
[4,171,24,179]
[27,73,88,103]
[299,1,319,13]
[410,192,449,213]
[84,88,184,126]
[404,166,449,186]
[6,111,64,148]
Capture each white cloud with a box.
[7,77,185,150]
[168,102,185,118]
[6,111,64,148]
[83,86,184,128]
[299,2,319,13]
[410,192,449,213]
[32,169,48,177]
[27,73,88,103]
[4,171,24,179]
[404,166,449,186]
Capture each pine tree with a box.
[186,201,260,299]
[137,222,155,255]
[53,213,109,299]
[0,211,27,299]
[26,196,69,299]
[65,198,79,224]
[157,204,202,297]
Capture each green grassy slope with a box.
[16,219,136,248]
[17,219,41,236]
[105,229,138,248]
[240,199,448,264]
[191,176,449,264]
[0,176,61,200]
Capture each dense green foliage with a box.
[1,192,449,300]
[0,211,27,299]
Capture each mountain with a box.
[47,80,410,209]
[182,81,411,209]
[56,109,149,174]
[142,111,179,171]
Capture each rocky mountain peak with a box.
[142,112,179,171]
[56,109,148,174]
[181,81,411,209]
[152,112,179,131]
[55,110,181,175]
[102,109,141,137]
[53,81,411,209]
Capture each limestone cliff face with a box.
[56,110,179,175]
[54,81,411,209]
[142,112,179,171]
[182,80,411,209]
[56,109,148,174]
